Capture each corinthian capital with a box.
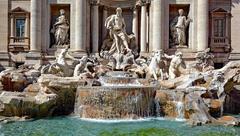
[90,0,100,5]
[136,0,150,6]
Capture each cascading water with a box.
[154,99,161,117]
[171,91,186,121]
[175,101,185,121]
[74,71,158,119]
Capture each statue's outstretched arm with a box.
[105,15,114,29]
[185,16,192,27]
[66,53,77,61]
[164,54,175,59]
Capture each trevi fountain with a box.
[0,7,240,136]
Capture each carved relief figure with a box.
[51,9,70,47]
[170,9,192,47]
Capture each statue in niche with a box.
[170,9,192,48]
[105,7,131,54]
[100,7,138,70]
[51,9,70,47]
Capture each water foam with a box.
[175,101,186,121]
[78,118,153,123]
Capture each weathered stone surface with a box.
[209,99,222,117]
[0,74,89,117]
[0,67,41,92]
[38,74,87,88]
[185,91,214,126]
[217,116,240,126]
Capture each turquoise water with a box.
[0,116,239,136]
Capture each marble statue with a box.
[51,9,70,47]
[169,51,186,79]
[146,50,173,80]
[41,46,77,77]
[194,48,214,72]
[73,56,89,77]
[100,7,137,70]
[170,9,192,47]
[105,7,131,54]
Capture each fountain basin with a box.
[75,86,157,119]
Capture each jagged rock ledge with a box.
[0,74,87,118]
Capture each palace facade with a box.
[0,0,239,68]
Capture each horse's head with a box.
[152,50,164,62]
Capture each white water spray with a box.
[175,101,185,121]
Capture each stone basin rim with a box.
[78,86,158,89]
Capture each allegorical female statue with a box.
[51,9,70,47]
[170,9,192,47]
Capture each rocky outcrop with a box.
[216,116,240,126]
[0,75,87,117]
[0,67,40,92]
[155,87,214,125]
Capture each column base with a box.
[90,52,100,57]
[71,50,88,58]
[0,52,10,67]
[25,51,42,65]
[140,52,149,57]
[229,53,240,61]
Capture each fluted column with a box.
[25,14,29,38]
[102,7,108,41]
[75,0,86,52]
[10,15,14,37]
[152,0,164,50]
[197,0,209,51]
[132,7,139,49]
[30,0,41,51]
[91,2,99,53]
[140,4,147,53]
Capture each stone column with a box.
[102,7,108,41]
[10,15,14,37]
[140,4,147,53]
[132,7,139,48]
[197,0,209,51]
[225,14,230,44]
[25,14,29,38]
[151,0,164,50]
[75,0,86,52]
[91,2,99,53]
[30,0,41,52]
